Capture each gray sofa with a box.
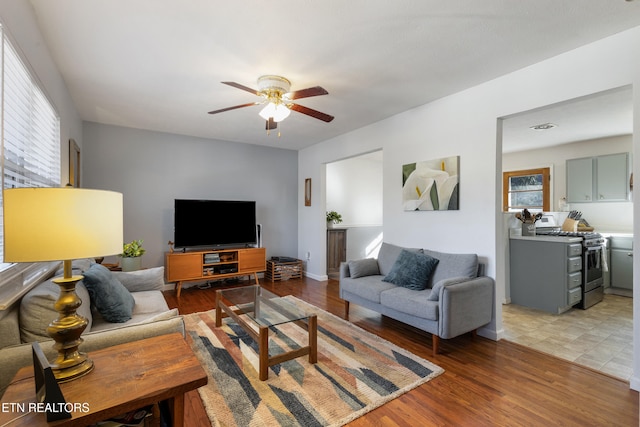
[0,260,184,397]
[340,242,494,355]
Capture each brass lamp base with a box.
[48,271,93,382]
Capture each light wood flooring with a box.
[164,277,639,426]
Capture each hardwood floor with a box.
[164,277,639,426]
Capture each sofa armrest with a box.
[339,262,351,279]
[0,316,184,398]
[438,276,494,339]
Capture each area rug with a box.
[184,295,444,427]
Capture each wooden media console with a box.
[165,247,266,298]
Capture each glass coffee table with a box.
[215,285,318,380]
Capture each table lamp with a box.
[3,187,123,382]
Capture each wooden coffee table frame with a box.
[215,287,317,380]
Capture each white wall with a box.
[299,26,640,390]
[326,151,384,264]
[83,122,298,268]
[326,151,383,227]
[0,1,82,185]
[503,135,633,232]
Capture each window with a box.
[0,22,60,272]
[503,168,550,212]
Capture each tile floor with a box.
[502,294,633,381]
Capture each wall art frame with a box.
[402,155,460,211]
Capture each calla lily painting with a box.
[402,156,459,211]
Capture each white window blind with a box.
[0,22,61,268]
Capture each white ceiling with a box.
[502,86,634,153]
[28,1,640,151]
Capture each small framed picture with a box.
[69,139,80,187]
[305,178,312,206]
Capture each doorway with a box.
[500,86,634,380]
[325,151,383,278]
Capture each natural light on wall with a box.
[365,233,384,259]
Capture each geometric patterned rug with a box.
[184,296,444,426]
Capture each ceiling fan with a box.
[208,75,334,132]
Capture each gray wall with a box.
[82,122,298,268]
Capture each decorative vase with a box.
[121,256,142,272]
[327,221,335,229]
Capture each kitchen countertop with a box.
[600,232,633,238]
[509,234,583,243]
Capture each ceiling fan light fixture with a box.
[259,102,290,122]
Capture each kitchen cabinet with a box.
[509,237,583,314]
[566,152,630,203]
[566,157,593,202]
[609,236,633,290]
[596,153,629,201]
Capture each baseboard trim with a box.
[478,325,502,341]
[629,375,640,391]
[305,271,329,281]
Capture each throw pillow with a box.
[382,249,439,291]
[20,278,93,342]
[348,258,380,278]
[377,242,423,276]
[82,264,135,323]
[112,266,165,292]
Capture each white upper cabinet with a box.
[567,152,630,203]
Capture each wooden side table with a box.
[0,333,207,427]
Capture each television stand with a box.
[165,247,266,299]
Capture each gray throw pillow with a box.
[20,278,93,342]
[382,249,439,291]
[348,258,380,278]
[377,242,423,276]
[82,264,135,323]
[112,266,165,292]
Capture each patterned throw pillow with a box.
[382,249,439,291]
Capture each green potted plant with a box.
[326,211,343,229]
[120,239,146,271]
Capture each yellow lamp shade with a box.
[3,187,123,262]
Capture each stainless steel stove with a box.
[536,229,604,309]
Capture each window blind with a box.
[0,23,61,269]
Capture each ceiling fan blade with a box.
[266,118,277,130]
[287,86,328,100]
[221,81,260,96]
[208,102,257,115]
[289,103,334,122]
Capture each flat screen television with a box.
[174,199,257,248]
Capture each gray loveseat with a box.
[0,260,184,397]
[340,242,494,355]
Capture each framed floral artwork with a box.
[402,156,459,211]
